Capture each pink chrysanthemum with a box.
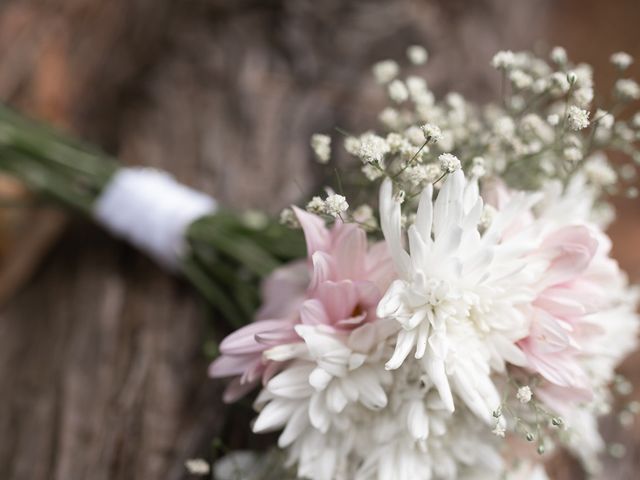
[487,177,638,405]
[209,207,393,402]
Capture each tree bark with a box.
[4,1,636,479]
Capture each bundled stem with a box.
[0,103,305,329]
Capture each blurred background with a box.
[0,0,638,479]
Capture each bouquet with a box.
[2,46,640,479]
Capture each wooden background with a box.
[0,0,638,479]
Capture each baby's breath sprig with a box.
[304,45,640,266]
[490,374,571,459]
[336,47,640,199]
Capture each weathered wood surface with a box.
[0,0,638,479]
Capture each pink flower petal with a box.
[292,206,331,257]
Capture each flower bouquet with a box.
[1,46,640,479]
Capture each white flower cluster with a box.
[438,153,461,173]
[407,45,428,65]
[566,105,590,131]
[217,47,640,480]
[255,328,504,480]
[250,168,638,480]
[306,193,349,218]
[311,134,331,164]
[611,51,633,70]
[375,171,638,478]
[332,46,639,198]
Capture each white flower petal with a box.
[407,400,429,440]
[278,405,309,447]
[433,169,464,236]
[253,399,297,433]
[309,367,333,391]
[351,367,388,410]
[416,184,434,242]
[423,353,454,412]
[309,392,331,432]
[380,178,411,277]
[385,329,417,370]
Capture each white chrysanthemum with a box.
[377,171,540,421]
[354,358,503,480]
[253,320,507,480]
[253,322,393,479]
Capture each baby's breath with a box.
[491,50,516,70]
[566,106,590,131]
[310,134,331,164]
[438,153,461,173]
[388,80,409,103]
[372,60,399,84]
[407,45,428,65]
[325,194,349,217]
[615,79,640,101]
[611,52,633,71]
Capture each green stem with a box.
[0,103,307,329]
[181,255,248,328]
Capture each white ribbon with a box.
[94,167,217,270]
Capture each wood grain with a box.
[3,1,639,479]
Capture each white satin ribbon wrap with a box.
[94,167,217,270]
